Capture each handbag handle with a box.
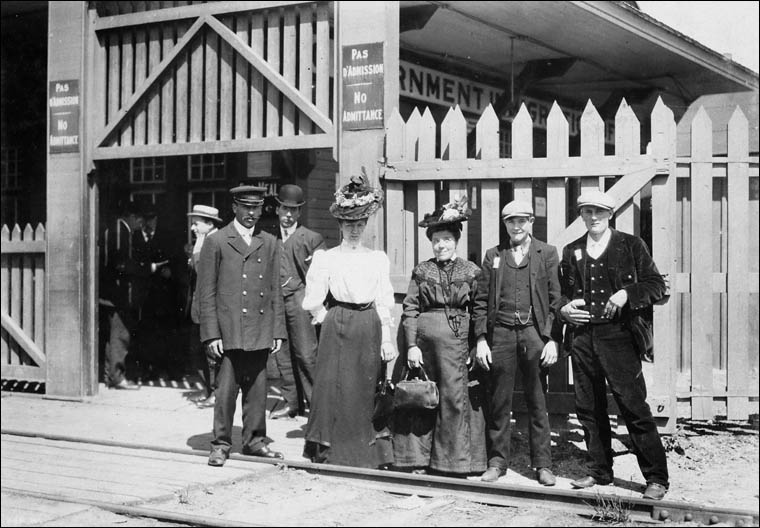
[402,365,430,382]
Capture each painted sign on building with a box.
[49,80,80,153]
[342,43,384,130]
[399,61,614,144]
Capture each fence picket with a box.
[580,99,604,158]
[547,101,569,159]
[219,16,234,141]
[10,225,22,365]
[1,225,9,364]
[266,10,281,137]
[477,105,500,254]
[404,107,422,161]
[298,4,314,135]
[386,108,407,282]
[726,106,750,420]
[690,106,714,419]
[282,8,297,137]
[250,12,264,138]
[162,23,176,144]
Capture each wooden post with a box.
[46,2,96,397]
[337,1,399,250]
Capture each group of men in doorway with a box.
[100,180,670,500]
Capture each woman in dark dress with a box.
[301,174,398,468]
[392,196,487,476]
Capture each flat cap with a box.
[230,185,267,206]
[501,200,534,219]
[577,189,615,211]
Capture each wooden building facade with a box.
[1,1,758,429]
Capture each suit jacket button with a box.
[259,274,263,279]
[243,274,247,279]
[242,308,248,313]
[260,292,264,297]
[243,291,247,296]
[257,258,261,263]
[259,309,264,314]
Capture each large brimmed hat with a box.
[187,204,222,223]
[276,184,305,207]
[418,194,470,238]
[230,185,267,206]
[577,189,615,211]
[329,172,384,220]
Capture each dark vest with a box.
[496,251,533,326]
[584,250,615,323]
[280,233,303,296]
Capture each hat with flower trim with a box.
[418,194,471,239]
[329,169,384,220]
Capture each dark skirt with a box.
[303,304,393,468]
[392,311,487,474]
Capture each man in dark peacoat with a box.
[268,184,325,419]
[559,189,669,500]
[198,185,287,467]
[472,200,563,486]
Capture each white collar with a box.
[281,223,298,237]
[233,218,254,237]
[586,229,611,249]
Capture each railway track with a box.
[2,429,757,527]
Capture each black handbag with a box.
[394,366,439,411]
[373,377,395,421]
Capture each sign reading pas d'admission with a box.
[49,80,80,154]
[342,43,384,130]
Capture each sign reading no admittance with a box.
[49,80,80,154]
[341,43,384,130]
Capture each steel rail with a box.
[2,429,757,526]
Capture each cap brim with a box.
[276,199,305,207]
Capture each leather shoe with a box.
[109,379,140,390]
[196,394,216,408]
[269,405,297,419]
[571,475,612,488]
[207,447,228,467]
[242,445,284,459]
[480,467,506,482]
[537,467,556,486]
[642,482,667,500]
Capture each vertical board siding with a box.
[384,98,759,424]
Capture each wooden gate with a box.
[383,97,759,428]
[89,1,334,160]
[1,224,46,383]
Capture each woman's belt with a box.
[426,307,468,315]
[329,299,375,311]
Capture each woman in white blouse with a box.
[301,173,398,468]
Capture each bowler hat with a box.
[501,200,534,219]
[230,185,267,206]
[577,189,615,211]
[276,184,305,207]
[187,204,222,223]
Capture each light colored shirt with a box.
[233,218,254,245]
[586,228,612,259]
[302,241,395,327]
[281,223,297,242]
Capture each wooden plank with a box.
[93,1,312,30]
[120,29,134,145]
[383,157,654,181]
[234,13,250,140]
[546,101,568,159]
[9,226,22,365]
[614,98,639,159]
[546,178,566,248]
[34,225,46,351]
[417,183,435,262]
[93,133,334,159]
[107,33,120,144]
[418,108,436,161]
[22,226,34,366]
[440,106,466,161]
[161,23,175,144]
[219,16,234,141]
[404,108,422,161]
[726,107,750,420]
[250,12,264,138]
[580,99,604,158]
[315,3,329,118]
[174,21,189,143]
[0,240,46,253]
[512,103,533,159]
[147,25,161,145]
[475,104,499,161]
[386,182,405,278]
[480,181,500,254]
[385,108,404,161]
[133,28,148,144]
[205,27,220,141]
[282,8,296,136]
[265,9,281,138]
[649,97,678,432]
[298,3,314,135]
[0,364,45,382]
[689,107,714,419]
[189,26,204,142]
[1,226,9,365]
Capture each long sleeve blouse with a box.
[302,242,395,328]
